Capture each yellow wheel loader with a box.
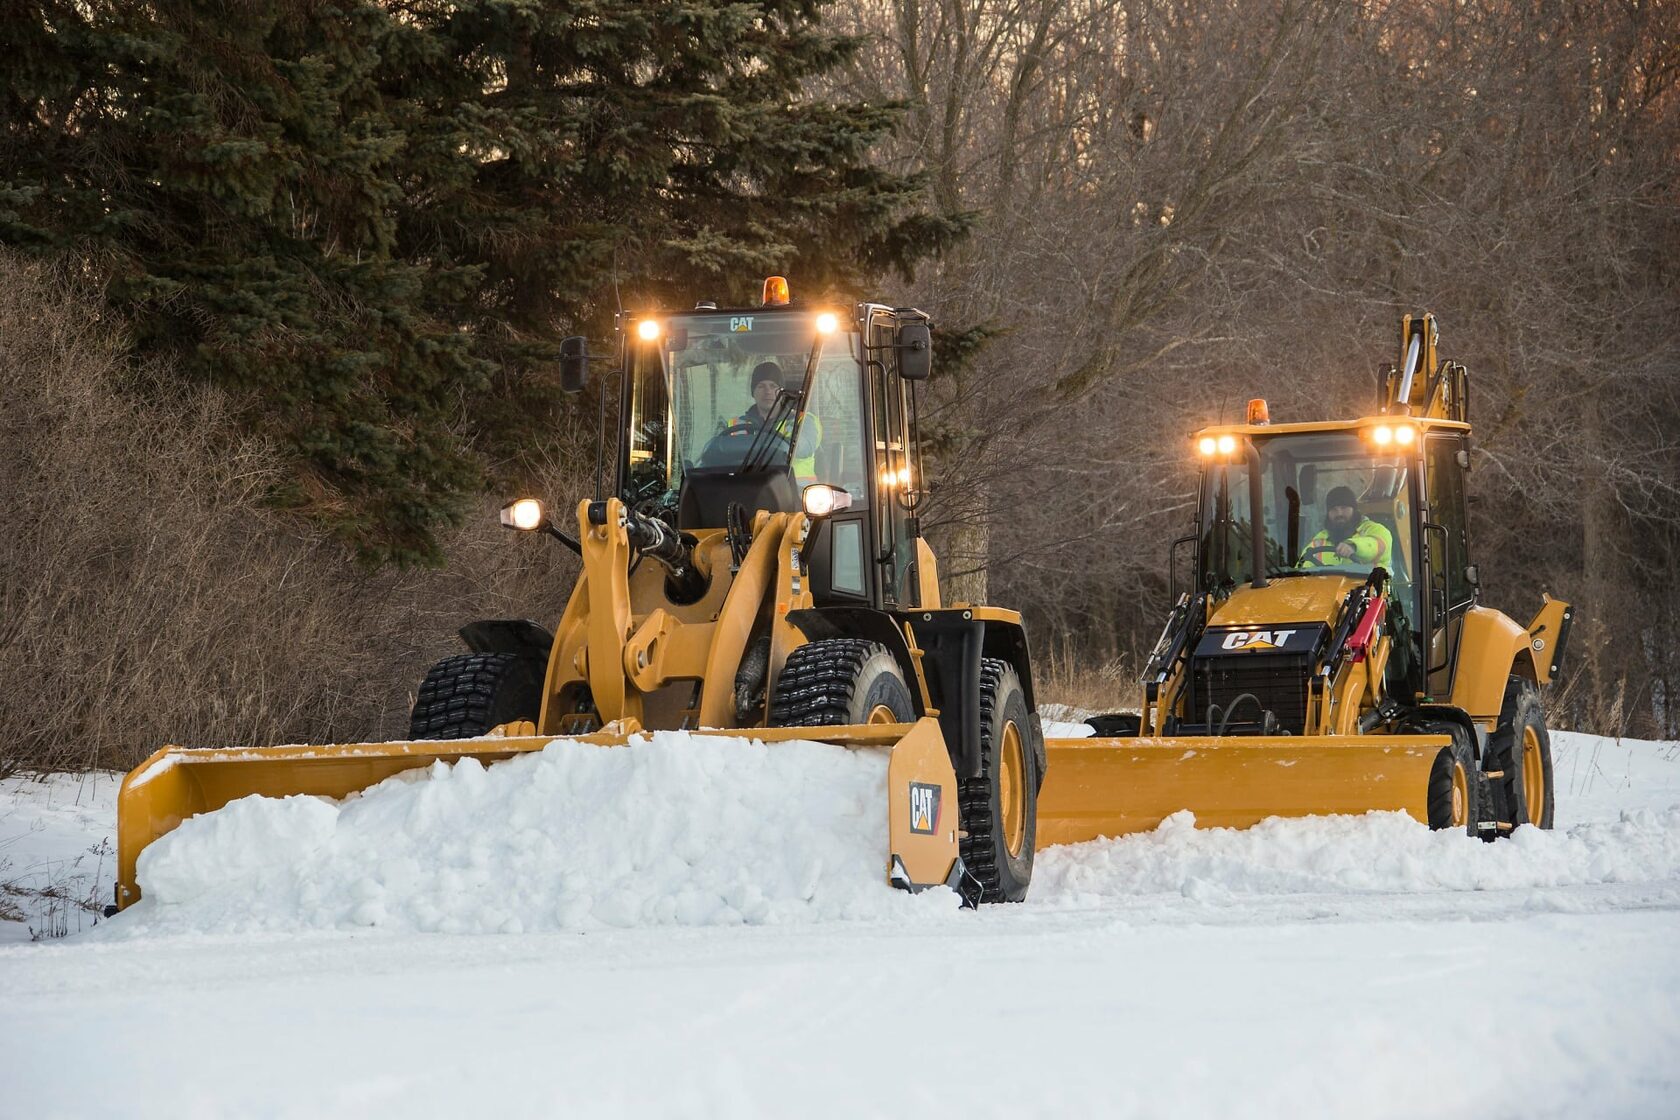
[114,279,1045,913]
[1038,314,1573,845]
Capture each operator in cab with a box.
[733,362,784,430]
[1303,485,1392,569]
[723,360,824,483]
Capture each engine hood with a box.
[1209,575,1364,630]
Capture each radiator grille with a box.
[1186,653,1311,735]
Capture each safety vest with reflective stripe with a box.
[1303,517,1393,568]
[724,411,823,482]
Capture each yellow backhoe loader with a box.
[1038,314,1572,844]
[115,279,1045,911]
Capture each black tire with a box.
[958,660,1039,904]
[769,639,916,726]
[410,652,544,740]
[1425,724,1482,836]
[1490,677,1555,829]
[1086,712,1142,736]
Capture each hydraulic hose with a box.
[1216,692,1265,737]
[623,508,708,603]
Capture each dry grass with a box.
[1033,638,1139,719]
[0,253,587,777]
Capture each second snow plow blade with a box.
[115,718,962,911]
[1035,733,1452,847]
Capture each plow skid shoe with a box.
[1035,733,1453,848]
[114,718,961,911]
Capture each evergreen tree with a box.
[2,1,953,563]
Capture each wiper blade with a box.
[739,392,795,474]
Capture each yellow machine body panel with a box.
[115,719,960,910]
[1209,576,1361,628]
[1450,606,1539,720]
[1035,732,1450,848]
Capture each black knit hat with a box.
[751,361,781,389]
[1325,485,1359,510]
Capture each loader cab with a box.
[615,298,934,609]
[1192,418,1476,701]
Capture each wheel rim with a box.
[999,721,1027,859]
[866,703,898,726]
[1450,760,1469,828]
[1522,725,1545,823]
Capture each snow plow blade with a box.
[1034,732,1453,847]
[114,718,961,911]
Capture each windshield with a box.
[621,310,868,515]
[1199,430,1415,592]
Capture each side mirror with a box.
[559,336,589,393]
[1465,563,1480,587]
[1376,361,1395,408]
[897,322,932,381]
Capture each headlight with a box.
[1216,434,1237,455]
[1197,436,1218,456]
[802,484,853,518]
[1394,424,1416,445]
[1372,425,1394,446]
[636,319,661,341]
[815,312,840,335]
[499,498,546,531]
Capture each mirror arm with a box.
[543,523,583,556]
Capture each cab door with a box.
[1422,432,1476,696]
[866,310,921,608]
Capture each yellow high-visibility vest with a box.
[1302,517,1392,568]
[724,411,824,482]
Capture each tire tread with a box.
[410,652,535,740]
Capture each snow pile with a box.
[105,726,1680,938]
[1034,805,1680,905]
[1,772,119,942]
[122,732,960,936]
[1036,704,1097,738]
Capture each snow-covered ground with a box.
[2,728,1677,1118]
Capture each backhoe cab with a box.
[114,279,1044,912]
[1038,314,1571,844]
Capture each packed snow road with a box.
[3,729,1678,1118]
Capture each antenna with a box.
[613,248,623,316]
